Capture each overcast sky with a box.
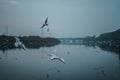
[0,0,120,38]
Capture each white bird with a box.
[41,17,48,28]
[14,37,26,50]
[48,54,65,64]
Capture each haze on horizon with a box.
[0,0,120,38]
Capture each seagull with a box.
[14,37,26,50]
[48,54,65,64]
[41,17,48,28]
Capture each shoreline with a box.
[0,35,60,50]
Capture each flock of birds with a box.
[41,17,65,63]
[0,17,109,80]
[13,17,65,64]
[14,36,65,63]
[14,36,65,79]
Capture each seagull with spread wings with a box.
[48,54,65,64]
[14,37,26,50]
[41,17,48,28]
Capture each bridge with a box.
[58,38,83,45]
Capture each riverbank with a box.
[82,28,120,53]
[0,35,60,49]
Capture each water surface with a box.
[0,44,120,80]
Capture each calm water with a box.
[0,44,120,80]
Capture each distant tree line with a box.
[98,29,120,41]
[0,35,60,49]
[83,28,120,41]
[82,28,120,53]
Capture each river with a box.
[0,44,120,80]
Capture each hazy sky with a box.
[0,0,120,38]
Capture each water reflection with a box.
[0,43,120,80]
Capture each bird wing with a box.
[41,17,48,28]
[15,37,20,42]
[14,42,19,47]
[50,54,57,60]
[49,54,65,64]
[41,24,45,28]
[45,17,48,24]
[21,43,26,50]
[59,58,65,63]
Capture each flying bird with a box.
[41,17,48,28]
[14,37,26,50]
[48,54,65,64]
